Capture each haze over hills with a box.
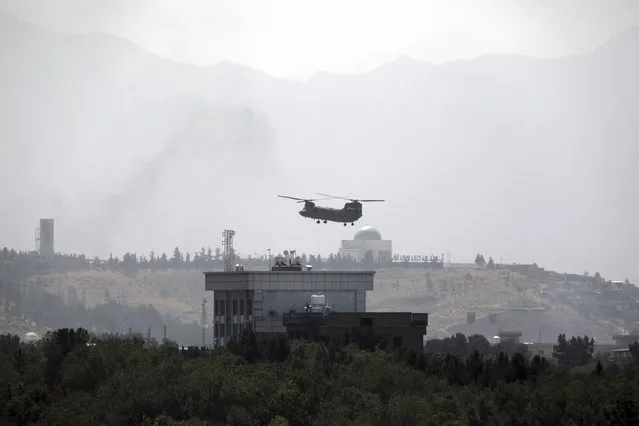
[1,13,637,282]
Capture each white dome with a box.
[354,226,382,241]
[24,332,40,343]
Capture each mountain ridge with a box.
[3,12,638,83]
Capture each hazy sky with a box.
[1,0,638,283]
[1,0,639,79]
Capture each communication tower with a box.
[222,229,236,272]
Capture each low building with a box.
[607,348,633,364]
[204,260,375,346]
[612,333,639,348]
[525,342,555,359]
[283,311,429,353]
[338,226,392,263]
[498,331,523,344]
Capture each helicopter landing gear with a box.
[343,223,347,226]
[351,222,355,226]
[323,220,328,224]
[316,220,321,224]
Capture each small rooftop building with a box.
[205,257,374,346]
[283,311,429,353]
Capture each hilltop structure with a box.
[338,225,392,263]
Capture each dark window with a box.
[233,299,238,315]
[219,323,225,338]
[247,299,253,315]
[360,317,373,327]
[219,300,225,315]
[393,337,403,348]
[240,299,245,315]
[214,300,219,316]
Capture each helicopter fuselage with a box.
[299,202,362,223]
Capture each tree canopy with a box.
[1,328,638,425]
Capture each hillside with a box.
[371,268,547,335]
[1,13,638,281]
[3,263,628,344]
[31,269,205,322]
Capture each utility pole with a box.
[201,298,207,347]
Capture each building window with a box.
[219,300,225,315]
[214,300,219,317]
[240,299,245,315]
[219,323,225,338]
[233,299,238,316]
[360,317,373,327]
[247,299,253,315]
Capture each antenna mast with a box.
[222,229,236,272]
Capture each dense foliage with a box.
[1,328,639,425]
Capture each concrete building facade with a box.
[204,270,374,346]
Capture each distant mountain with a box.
[1,13,637,282]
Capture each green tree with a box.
[553,333,595,367]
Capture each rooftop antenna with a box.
[222,229,236,272]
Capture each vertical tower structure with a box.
[37,218,55,260]
[222,229,236,272]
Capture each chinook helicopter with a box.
[278,193,385,226]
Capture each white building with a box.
[338,225,392,262]
[204,269,375,346]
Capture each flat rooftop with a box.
[204,270,375,292]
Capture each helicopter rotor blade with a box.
[278,195,332,203]
[316,193,352,201]
[278,195,307,202]
[317,193,384,203]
